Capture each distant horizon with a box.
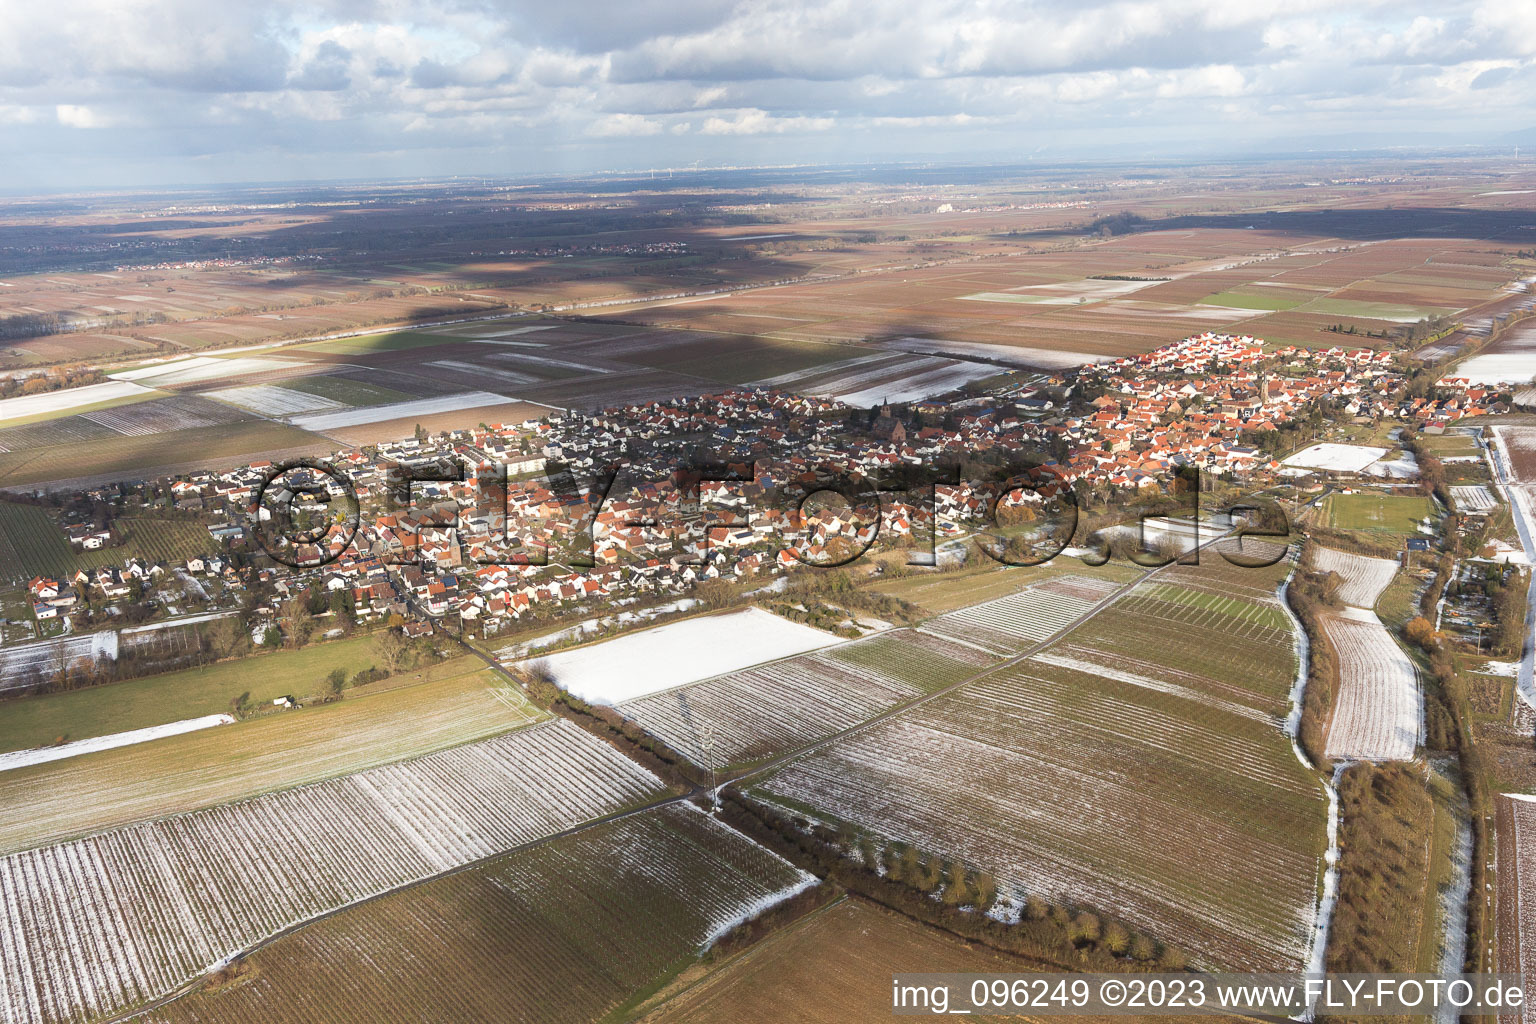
[3,141,1536,198]
[2,0,1534,191]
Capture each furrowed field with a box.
[754,554,1327,970]
[617,575,1124,769]
[0,720,664,1024]
[0,659,545,853]
[141,805,812,1024]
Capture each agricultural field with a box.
[1310,546,1401,610]
[1452,484,1498,511]
[0,420,329,490]
[1497,795,1536,1019]
[755,566,1326,970]
[289,391,515,432]
[641,897,1043,1024]
[1324,492,1437,535]
[619,628,993,769]
[1,633,450,755]
[752,351,1003,407]
[916,574,1125,657]
[0,503,212,582]
[0,719,664,1024]
[523,607,841,704]
[0,659,546,853]
[859,557,1142,614]
[1281,443,1389,474]
[276,373,413,407]
[142,805,813,1024]
[1321,609,1422,762]
[0,380,158,423]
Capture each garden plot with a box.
[523,607,840,704]
[0,380,156,423]
[1310,547,1400,609]
[619,630,990,768]
[291,392,515,432]
[0,720,662,1024]
[1282,443,1389,474]
[756,648,1326,970]
[918,574,1120,656]
[1451,484,1497,511]
[79,396,250,436]
[1322,608,1422,762]
[203,384,343,418]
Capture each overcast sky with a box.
[0,0,1532,189]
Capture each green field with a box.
[281,374,413,407]
[0,633,395,752]
[0,656,541,852]
[1325,492,1437,534]
[0,420,327,487]
[1199,290,1306,311]
[295,330,456,356]
[0,503,213,581]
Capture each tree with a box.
[372,627,413,676]
[972,871,997,912]
[280,594,312,648]
[327,667,347,697]
[1069,912,1101,945]
[1405,616,1437,651]
[1129,933,1158,961]
[1101,920,1130,955]
[941,859,973,906]
[205,615,243,659]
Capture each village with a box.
[7,331,1515,671]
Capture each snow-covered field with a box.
[1449,332,1536,387]
[1281,443,1389,473]
[1364,450,1419,479]
[110,355,305,387]
[758,352,1001,407]
[0,631,119,693]
[838,360,1000,407]
[889,335,1110,370]
[203,383,342,417]
[0,715,234,772]
[962,277,1160,304]
[0,720,662,1024]
[426,359,538,386]
[526,607,841,704]
[618,628,992,768]
[1452,485,1498,511]
[108,355,224,381]
[0,380,156,423]
[292,391,515,431]
[1310,547,1400,609]
[1308,548,1420,760]
[1322,608,1423,761]
[919,574,1121,656]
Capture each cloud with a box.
[55,104,104,128]
[0,0,1531,186]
